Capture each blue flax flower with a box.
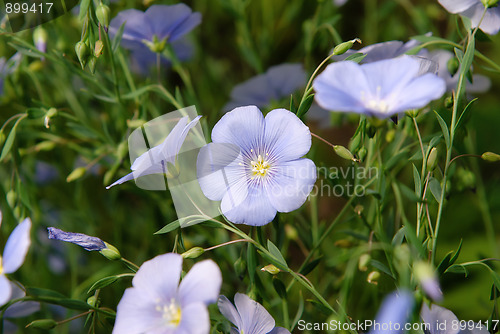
[224,64,306,111]
[47,227,106,251]
[333,39,425,63]
[108,4,201,51]
[107,115,201,189]
[438,0,500,35]
[113,253,222,334]
[0,216,32,306]
[218,293,290,334]
[197,106,317,226]
[313,55,446,118]
[369,290,414,334]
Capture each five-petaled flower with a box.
[108,4,201,53]
[113,253,222,334]
[438,0,500,35]
[107,115,201,189]
[197,106,316,226]
[0,215,32,306]
[313,55,446,118]
[224,64,306,111]
[218,293,290,334]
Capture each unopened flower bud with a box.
[261,264,280,275]
[33,26,48,53]
[358,254,371,272]
[44,108,57,129]
[447,57,459,76]
[96,2,111,27]
[75,41,90,69]
[367,271,380,285]
[28,60,43,72]
[332,38,361,56]
[0,130,5,146]
[358,147,367,162]
[427,147,438,171]
[385,129,396,143]
[26,319,58,330]
[334,145,357,162]
[334,239,353,248]
[181,247,205,259]
[94,40,104,58]
[444,96,453,109]
[481,152,500,162]
[87,296,97,307]
[127,119,147,129]
[100,242,121,261]
[482,0,499,8]
[6,190,17,208]
[66,167,86,182]
[284,225,298,240]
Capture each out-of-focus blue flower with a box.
[369,290,414,334]
[34,161,59,185]
[129,38,194,76]
[0,217,32,306]
[313,55,446,118]
[438,0,500,35]
[333,0,348,6]
[108,4,201,51]
[113,253,222,334]
[0,53,21,95]
[218,293,290,334]
[224,63,307,111]
[428,50,491,93]
[3,283,40,334]
[333,39,425,63]
[47,227,106,251]
[197,106,316,226]
[107,115,201,189]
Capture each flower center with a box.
[156,298,181,328]
[250,154,271,177]
[361,86,391,113]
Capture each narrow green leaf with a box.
[272,277,287,299]
[370,259,395,279]
[296,94,315,118]
[344,53,366,63]
[449,240,463,267]
[291,291,304,331]
[154,220,180,235]
[437,252,453,276]
[434,111,450,149]
[87,276,119,294]
[412,164,421,195]
[0,124,17,162]
[267,240,288,269]
[112,23,126,53]
[300,257,322,276]
[455,98,478,131]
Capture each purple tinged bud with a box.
[47,227,106,251]
[33,27,47,54]
[414,261,443,302]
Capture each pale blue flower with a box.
[369,290,414,334]
[438,0,500,35]
[218,293,290,334]
[0,53,21,95]
[47,227,106,251]
[108,4,201,51]
[0,217,32,306]
[313,55,446,118]
[107,115,201,189]
[421,304,489,334]
[197,106,317,226]
[428,50,491,93]
[113,253,222,334]
[224,64,307,111]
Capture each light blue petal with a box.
[106,172,136,189]
[218,295,243,330]
[222,184,277,226]
[112,287,163,334]
[164,115,201,163]
[420,304,459,334]
[212,106,266,154]
[263,108,312,162]
[145,4,201,42]
[267,64,307,98]
[463,4,500,35]
[438,0,477,13]
[4,283,39,317]
[158,116,189,164]
[234,293,275,334]
[169,12,202,43]
[3,218,31,274]
[265,159,316,213]
[370,290,414,334]
[178,259,222,306]
[392,73,445,113]
[0,275,12,306]
[361,56,420,102]
[422,278,443,302]
[269,327,291,334]
[197,143,245,201]
[313,61,370,113]
[176,303,209,334]
[132,253,182,302]
[225,74,272,110]
[109,9,151,49]
[0,210,2,228]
